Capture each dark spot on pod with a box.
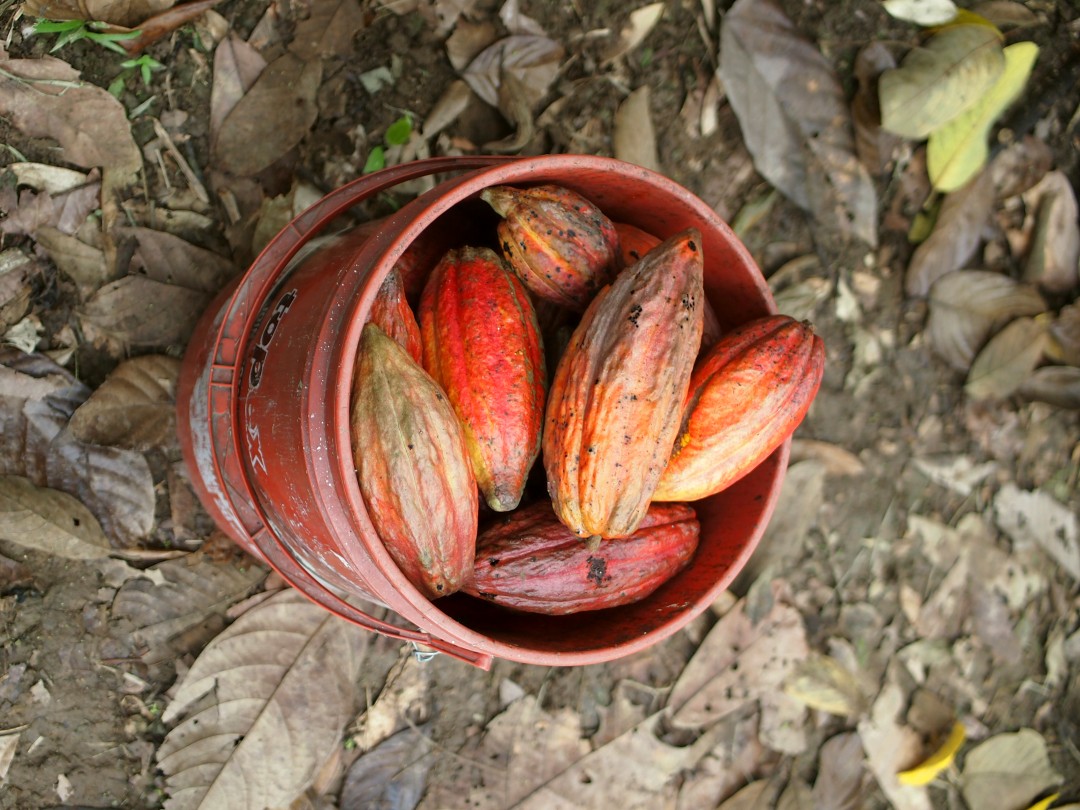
[488,558,501,567]
[586,555,608,586]
[688,240,697,251]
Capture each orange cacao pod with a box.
[482,184,620,311]
[653,315,825,502]
[369,267,423,363]
[464,501,699,615]
[419,247,547,512]
[614,221,723,350]
[350,323,478,598]
[543,229,704,538]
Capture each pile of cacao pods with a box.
[350,184,825,615]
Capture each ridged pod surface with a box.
[464,501,699,615]
[543,229,704,538]
[482,184,620,311]
[613,222,723,350]
[368,267,423,363]
[654,315,825,502]
[419,247,547,512]
[350,324,478,598]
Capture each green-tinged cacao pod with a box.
[350,324,478,598]
[543,229,705,538]
[482,184,620,311]
[368,267,423,363]
[419,247,547,512]
[464,501,700,615]
[614,221,722,350]
[654,315,825,502]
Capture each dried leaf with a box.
[602,3,665,63]
[883,0,958,26]
[340,726,432,810]
[993,483,1080,580]
[68,355,180,451]
[720,0,878,246]
[906,168,995,297]
[927,270,1046,370]
[498,0,546,36]
[858,678,933,810]
[852,42,902,175]
[964,316,1048,400]
[896,721,965,786]
[776,778,813,810]
[80,275,209,350]
[32,227,110,295]
[0,349,155,545]
[21,0,177,28]
[667,588,809,753]
[1018,365,1080,409]
[812,733,866,810]
[111,553,266,663]
[784,654,867,717]
[8,162,90,195]
[120,227,237,293]
[960,730,1063,810]
[788,439,865,476]
[445,19,498,73]
[290,0,370,61]
[1022,170,1080,294]
[613,86,660,173]
[716,781,773,809]
[421,80,473,138]
[158,589,370,810]
[879,24,1005,139]
[0,46,141,177]
[970,1,1040,28]
[0,731,19,783]
[213,52,322,176]
[990,134,1054,199]
[1048,302,1080,365]
[0,474,111,559]
[0,250,34,333]
[350,655,431,753]
[675,712,767,810]
[461,35,563,110]
[911,455,998,497]
[928,42,1038,192]
[210,34,267,148]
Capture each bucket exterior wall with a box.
[177,155,789,668]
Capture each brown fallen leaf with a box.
[1021,170,1080,294]
[158,589,371,810]
[0,349,155,545]
[857,675,933,810]
[667,585,809,753]
[0,474,111,559]
[927,270,1047,371]
[213,52,323,177]
[1017,365,1080,409]
[288,0,370,61]
[852,41,902,176]
[602,3,665,63]
[906,168,995,298]
[79,275,209,351]
[788,439,865,476]
[990,134,1053,200]
[31,226,110,295]
[993,482,1080,580]
[120,226,237,293]
[349,652,432,753]
[0,250,35,333]
[964,315,1049,400]
[784,653,868,717]
[720,0,878,246]
[20,0,175,28]
[812,732,867,810]
[339,726,432,810]
[68,355,181,451]
[209,34,267,150]
[715,781,774,809]
[960,729,1063,810]
[613,86,660,173]
[675,711,771,810]
[461,35,563,110]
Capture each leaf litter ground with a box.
[1,0,1079,808]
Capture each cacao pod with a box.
[350,323,478,598]
[653,315,825,502]
[419,247,547,512]
[464,501,699,615]
[544,229,704,538]
[368,267,423,363]
[482,184,620,311]
[614,221,723,350]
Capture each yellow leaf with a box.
[928,41,1039,192]
[897,720,966,786]
[880,24,1004,139]
[1024,794,1060,810]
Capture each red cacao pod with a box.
[613,221,723,350]
[350,323,478,598]
[653,315,825,502]
[368,267,423,363]
[419,247,547,512]
[464,501,700,615]
[482,184,620,311]
[543,229,704,538]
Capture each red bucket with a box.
[176,155,788,669]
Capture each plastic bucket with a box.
[177,155,788,669]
